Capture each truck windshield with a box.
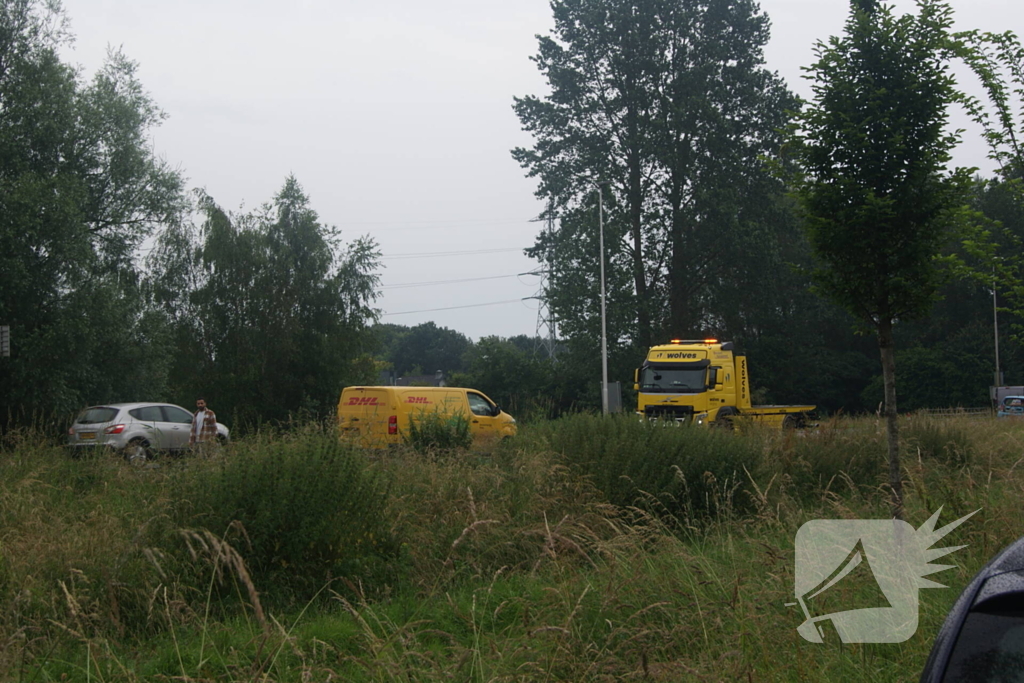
[640,366,706,393]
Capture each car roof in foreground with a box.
[920,534,1024,682]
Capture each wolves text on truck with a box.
[635,339,814,429]
[337,386,516,448]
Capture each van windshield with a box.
[640,366,707,393]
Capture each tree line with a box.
[511,0,1024,426]
[3,0,1024,439]
[0,0,378,429]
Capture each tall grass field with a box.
[0,413,1020,681]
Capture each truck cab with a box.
[635,339,744,425]
[636,339,813,428]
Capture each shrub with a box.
[174,427,397,599]
[405,410,473,453]
[528,414,763,523]
[760,419,887,499]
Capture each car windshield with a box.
[75,407,119,424]
[640,366,707,393]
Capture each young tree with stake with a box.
[787,0,971,518]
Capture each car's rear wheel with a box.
[124,439,151,464]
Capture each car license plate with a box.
[79,432,96,440]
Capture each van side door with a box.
[467,392,501,442]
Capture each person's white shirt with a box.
[193,408,208,440]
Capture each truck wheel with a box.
[713,416,734,431]
[783,413,809,430]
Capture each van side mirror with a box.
[492,404,501,417]
[633,369,640,391]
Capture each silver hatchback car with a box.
[67,402,230,461]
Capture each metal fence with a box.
[912,407,992,418]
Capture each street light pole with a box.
[598,184,609,415]
[994,275,1002,388]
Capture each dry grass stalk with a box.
[446,519,500,555]
[179,525,268,636]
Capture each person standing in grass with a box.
[190,397,218,454]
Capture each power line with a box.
[382,299,526,316]
[382,273,526,289]
[342,219,540,232]
[136,245,530,260]
[382,247,525,260]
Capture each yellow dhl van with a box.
[337,386,517,448]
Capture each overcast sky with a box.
[61,0,1018,341]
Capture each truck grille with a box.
[644,404,695,421]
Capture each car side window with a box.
[162,406,194,424]
[467,393,494,417]
[129,406,163,422]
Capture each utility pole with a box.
[598,184,609,416]
[994,276,1002,387]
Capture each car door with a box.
[466,392,501,444]
[160,404,196,451]
[127,405,167,449]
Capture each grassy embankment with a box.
[0,413,1021,681]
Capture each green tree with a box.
[942,28,1024,350]
[148,177,380,426]
[380,321,472,377]
[0,0,185,423]
[787,0,970,517]
[513,0,797,350]
[455,336,574,420]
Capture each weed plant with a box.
[173,425,397,602]
[754,416,888,505]
[903,414,973,466]
[404,410,473,453]
[525,413,763,524]
[0,435,184,650]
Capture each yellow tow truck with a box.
[635,339,815,429]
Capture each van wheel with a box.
[124,439,151,464]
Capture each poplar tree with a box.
[513,0,795,348]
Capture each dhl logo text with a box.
[347,397,380,405]
[405,397,431,404]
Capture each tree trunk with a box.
[627,149,651,349]
[877,318,903,520]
